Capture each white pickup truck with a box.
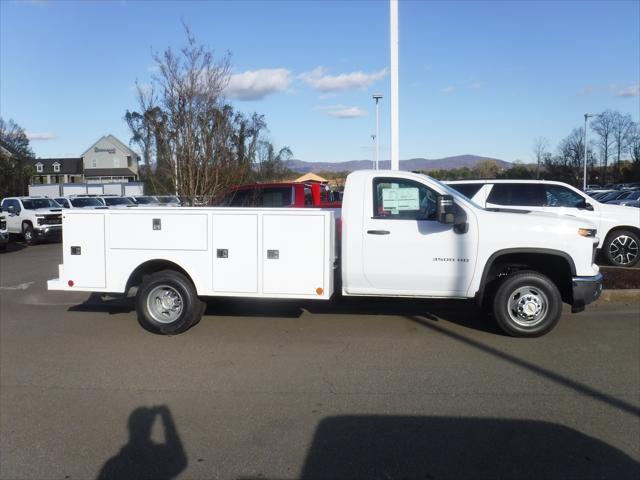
[48,170,603,337]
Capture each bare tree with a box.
[611,111,634,175]
[628,122,640,166]
[532,136,549,179]
[125,26,269,201]
[591,110,616,183]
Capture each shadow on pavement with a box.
[285,415,640,480]
[97,405,187,480]
[68,292,502,334]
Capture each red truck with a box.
[219,182,342,208]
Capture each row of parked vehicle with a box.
[584,188,640,208]
[2,178,638,268]
[0,194,182,247]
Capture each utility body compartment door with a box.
[62,212,106,288]
[262,214,328,296]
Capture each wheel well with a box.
[479,252,574,306]
[125,260,195,295]
[21,220,33,229]
[603,226,640,242]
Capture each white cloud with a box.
[440,85,455,94]
[226,68,292,100]
[26,132,55,141]
[469,81,485,90]
[300,67,387,92]
[314,104,367,119]
[611,82,639,98]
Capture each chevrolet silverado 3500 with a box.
[48,170,603,337]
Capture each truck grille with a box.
[592,242,598,264]
[0,219,5,230]
[38,215,62,226]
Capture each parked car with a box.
[447,179,640,267]
[132,195,160,206]
[155,195,182,207]
[55,197,107,209]
[0,213,8,251]
[101,196,138,209]
[597,191,630,203]
[219,182,342,208]
[608,190,640,208]
[0,196,62,245]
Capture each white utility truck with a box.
[48,170,603,337]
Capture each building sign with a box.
[94,147,116,154]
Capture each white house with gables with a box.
[81,134,140,183]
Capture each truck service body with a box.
[49,170,603,337]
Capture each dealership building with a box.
[28,134,140,184]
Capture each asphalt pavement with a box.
[1,242,639,480]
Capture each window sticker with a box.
[382,187,420,213]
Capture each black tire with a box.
[492,271,562,337]
[136,270,204,335]
[603,229,639,267]
[22,223,37,245]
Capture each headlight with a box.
[578,228,597,237]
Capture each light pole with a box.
[371,134,376,169]
[390,0,399,170]
[373,94,382,169]
[583,113,594,190]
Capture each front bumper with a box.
[35,225,62,239]
[571,272,604,313]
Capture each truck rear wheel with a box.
[492,271,562,337]
[136,270,204,335]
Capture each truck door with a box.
[2,199,22,233]
[360,177,477,296]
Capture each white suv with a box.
[447,179,640,267]
[0,197,63,245]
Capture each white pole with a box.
[390,0,399,170]
[376,99,380,169]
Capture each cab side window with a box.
[373,177,437,220]
[543,186,584,207]
[487,184,546,207]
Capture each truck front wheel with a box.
[136,270,204,335]
[23,224,37,245]
[492,271,562,337]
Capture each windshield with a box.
[22,198,60,209]
[71,197,103,207]
[134,196,157,204]
[104,197,134,206]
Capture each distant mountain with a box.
[285,155,511,173]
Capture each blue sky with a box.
[1,0,638,164]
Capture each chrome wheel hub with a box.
[609,235,638,266]
[507,287,548,327]
[147,285,184,324]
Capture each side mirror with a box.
[578,199,594,211]
[437,195,455,224]
[7,206,15,215]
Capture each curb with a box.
[597,289,640,303]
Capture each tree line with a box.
[426,111,640,186]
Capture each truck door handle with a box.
[367,230,390,235]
